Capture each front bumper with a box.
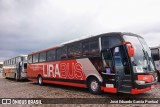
[134,80,157,89]
[131,81,157,94]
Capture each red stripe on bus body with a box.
[131,87,151,94]
[43,80,87,88]
[101,86,117,93]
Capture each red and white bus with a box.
[3,55,28,80]
[27,32,157,94]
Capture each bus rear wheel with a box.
[38,76,43,85]
[87,77,102,95]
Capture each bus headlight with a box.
[135,80,145,85]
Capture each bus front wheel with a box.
[38,75,43,85]
[87,77,102,95]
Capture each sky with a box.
[0,0,160,62]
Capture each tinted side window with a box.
[89,40,99,56]
[151,49,159,60]
[39,52,46,62]
[102,36,121,49]
[28,55,33,63]
[82,42,89,56]
[33,54,39,63]
[68,43,81,58]
[47,50,56,61]
[57,47,67,60]
[109,36,121,48]
[82,39,99,56]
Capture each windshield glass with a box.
[123,35,155,73]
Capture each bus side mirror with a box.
[123,42,134,57]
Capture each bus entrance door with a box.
[101,49,117,93]
[113,46,132,93]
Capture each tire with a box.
[87,77,102,95]
[38,76,43,85]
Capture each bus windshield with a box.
[123,35,155,73]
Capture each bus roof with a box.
[121,32,144,39]
[150,46,160,49]
[61,32,143,45]
[3,55,28,62]
[29,32,143,55]
[29,46,59,55]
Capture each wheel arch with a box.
[37,74,42,78]
[86,74,103,84]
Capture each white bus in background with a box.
[0,68,2,73]
[2,55,28,81]
[0,62,3,72]
[151,46,160,81]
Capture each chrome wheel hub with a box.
[91,81,98,91]
[39,77,42,84]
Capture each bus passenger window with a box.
[102,36,121,49]
[82,43,89,56]
[39,52,46,62]
[89,40,99,56]
[57,47,67,60]
[28,55,33,63]
[68,43,81,58]
[82,39,99,57]
[33,54,39,63]
[47,50,56,61]
[109,37,121,48]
